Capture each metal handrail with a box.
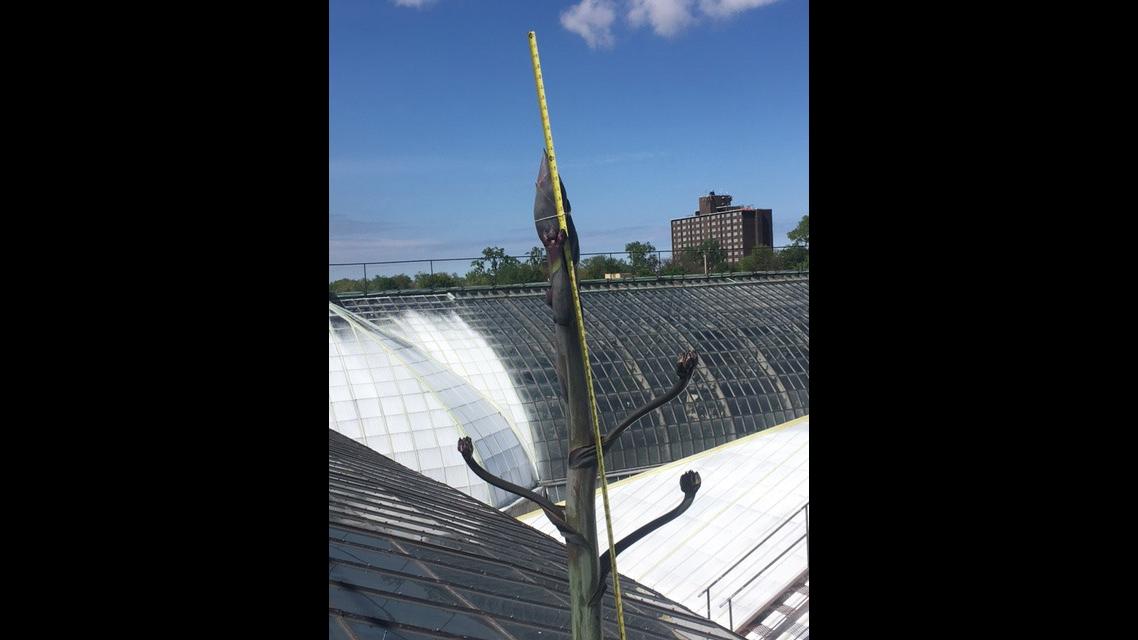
[330,246,807,292]
[701,501,808,618]
[329,246,801,268]
[723,532,807,605]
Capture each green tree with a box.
[526,246,546,267]
[788,214,809,248]
[501,246,548,283]
[778,245,808,271]
[661,249,706,275]
[579,255,629,280]
[684,239,727,274]
[737,246,783,272]
[414,272,462,289]
[369,274,413,290]
[330,278,364,293]
[658,257,688,276]
[467,246,521,284]
[496,261,546,284]
[625,241,660,276]
[779,214,809,270]
[463,272,492,286]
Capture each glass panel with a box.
[333,273,808,510]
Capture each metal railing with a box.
[700,502,809,624]
[329,246,808,293]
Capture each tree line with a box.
[330,215,808,294]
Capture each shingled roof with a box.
[329,428,743,640]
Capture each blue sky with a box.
[330,0,808,276]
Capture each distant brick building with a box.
[670,193,773,263]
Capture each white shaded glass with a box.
[329,303,538,508]
[356,398,382,419]
[411,427,437,449]
[380,396,404,416]
[520,416,809,635]
[347,369,373,385]
[332,401,357,421]
[408,411,431,431]
[390,432,414,453]
[360,418,385,438]
[402,394,427,413]
[385,414,409,433]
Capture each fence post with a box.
[430,260,434,276]
[363,264,368,294]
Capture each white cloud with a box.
[391,0,436,8]
[563,0,783,45]
[697,0,780,20]
[627,0,696,37]
[560,0,618,49]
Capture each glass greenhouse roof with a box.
[339,273,808,505]
[519,416,809,639]
[329,428,744,640]
[330,303,536,508]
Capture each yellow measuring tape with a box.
[528,31,628,640]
